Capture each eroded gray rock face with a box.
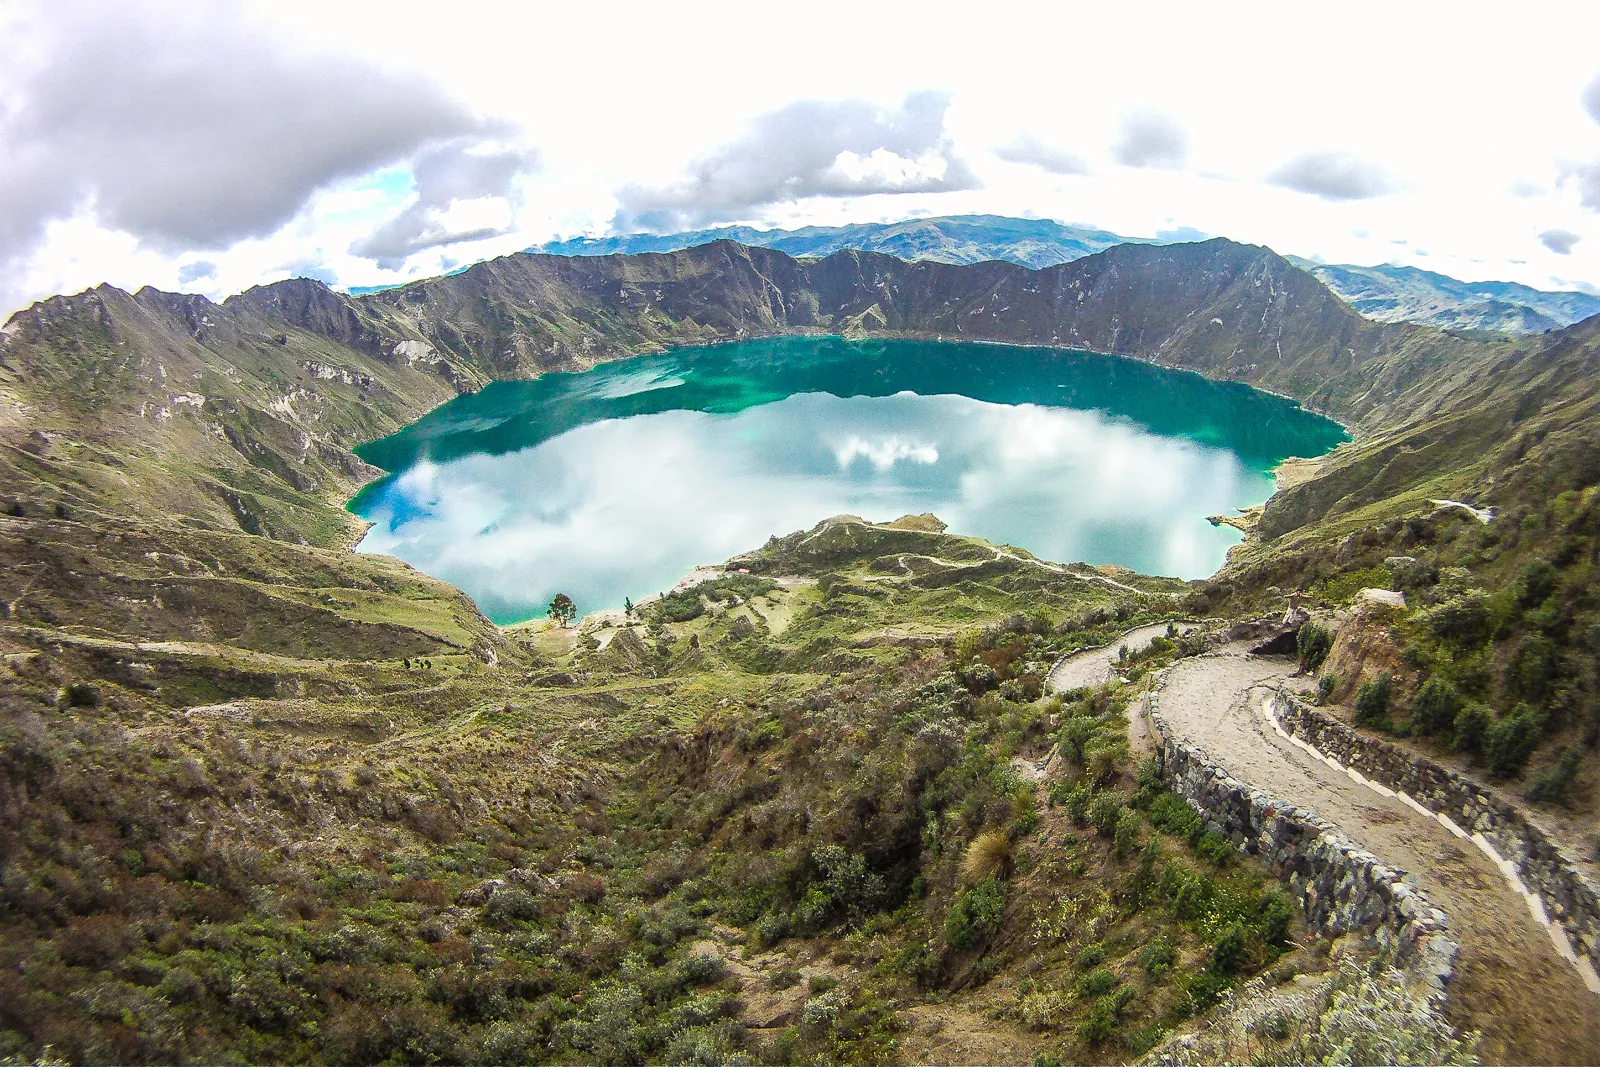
[1146,676,1459,998]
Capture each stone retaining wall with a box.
[1271,690,1600,991]
[1144,669,1458,995]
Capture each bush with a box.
[1506,635,1559,702]
[61,682,101,708]
[1112,809,1142,860]
[1195,830,1234,866]
[1138,938,1175,978]
[1525,746,1584,805]
[962,830,1013,882]
[1075,968,1117,997]
[1207,923,1248,975]
[1316,674,1337,705]
[1409,677,1462,736]
[481,886,540,926]
[1057,718,1096,763]
[1513,560,1558,608]
[752,912,789,947]
[1148,792,1202,840]
[1453,703,1492,754]
[1090,792,1124,837]
[1353,673,1393,728]
[1420,592,1490,646]
[1297,623,1333,672]
[1075,942,1105,969]
[1258,890,1293,947]
[1062,785,1092,826]
[944,879,1007,950]
[1484,704,1546,779]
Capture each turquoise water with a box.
[350,337,1345,623]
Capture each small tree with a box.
[547,593,577,628]
[623,596,634,615]
[1353,673,1392,728]
[1297,622,1333,672]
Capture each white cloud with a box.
[1113,114,1189,170]
[5,2,1600,310]
[1269,152,1396,201]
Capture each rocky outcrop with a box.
[1271,691,1600,991]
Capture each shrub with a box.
[1057,717,1096,763]
[1513,560,1558,608]
[1295,962,1479,1066]
[1112,809,1143,860]
[1075,942,1105,969]
[1316,674,1337,704]
[1258,890,1293,947]
[61,682,101,708]
[1148,793,1202,840]
[768,967,802,990]
[1353,673,1393,728]
[1195,830,1234,866]
[677,951,726,986]
[1138,938,1175,978]
[1065,787,1093,828]
[1297,623,1333,672]
[1484,703,1546,779]
[481,886,540,926]
[1526,747,1584,805]
[1453,703,1491,754]
[1134,757,1161,793]
[1207,923,1248,975]
[1420,592,1490,646]
[812,844,888,926]
[1409,677,1462,736]
[752,912,789,948]
[1090,792,1124,837]
[1506,635,1559,703]
[1075,968,1116,997]
[945,878,1007,950]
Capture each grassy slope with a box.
[1,238,1598,1062]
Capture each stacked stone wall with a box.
[1271,690,1600,991]
[1144,669,1458,995]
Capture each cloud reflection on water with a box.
[356,391,1263,622]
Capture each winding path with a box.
[1151,649,1600,1064]
[1044,622,1194,693]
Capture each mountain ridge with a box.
[4,235,1600,1064]
[517,214,1600,336]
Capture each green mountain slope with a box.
[2,238,1598,1062]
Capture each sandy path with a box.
[1156,651,1600,1064]
[1045,623,1191,693]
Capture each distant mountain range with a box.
[533,214,1151,270]
[1283,259,1600,335]
[528,215,1600,335]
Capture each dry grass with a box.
[962,829,1013,882]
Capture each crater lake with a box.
[349,337,1346,623]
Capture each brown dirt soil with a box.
[898,999,1040,1066]
[1155,651,1600,1065]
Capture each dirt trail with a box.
[1156,650,1600,1064]
[1045,622,1193,693]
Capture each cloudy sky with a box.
[3,0,1600,316]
